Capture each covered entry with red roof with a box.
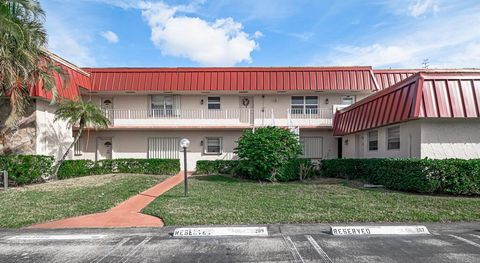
[334,71,480,159]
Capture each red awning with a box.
[373,69,418,90]
[83,67,380,92]
[29,53,91,101]
[333,71,480,136]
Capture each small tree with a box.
[234,126,302,182]
[48,99,110,180]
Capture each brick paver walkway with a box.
[29,172,190,229]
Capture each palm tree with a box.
[49,99,110,180]
[1,0,65,127]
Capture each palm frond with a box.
[54,99,111,129]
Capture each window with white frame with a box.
[204,137,222,154]
[150,95,174,115]
[387,126,400,150]
[208,97,221,110]
[368,130,378,151]
[291,96,318,114]
[341,95,355,105]
[74,138,82,156]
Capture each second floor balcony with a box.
[103,108,334,128]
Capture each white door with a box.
[101,98,114,124]
[239,96,254,124]
[355,134,364,158]
[300,137,323,159]
[97,138,112,160]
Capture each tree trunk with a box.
[47,125,84,180]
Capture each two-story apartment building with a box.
[2,54,479,170]
[74,67,381,169]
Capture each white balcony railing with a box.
[103,108,333,127]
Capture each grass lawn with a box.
[0,174,168,228]
[143,175,480,225]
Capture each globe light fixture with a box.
[180,138,190,148]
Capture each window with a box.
[204,137,222,154]
[74,138,82,156]
[387,126,400,150]
[341,96,355,105]
[148,137,180,159]
[368,130,378,151]
[291,96,318,114]
[208,97,221,110]
[151,95,174,115]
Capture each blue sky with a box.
[41,0,480,68]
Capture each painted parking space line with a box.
[469,234,480,240]
[305,235,332,263]
[5,234,108,241]
[282,235,305,263]
[449,234,480,249]
[93,238,130,263]
[121,236,152,263]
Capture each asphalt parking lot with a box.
[0,223,479,262]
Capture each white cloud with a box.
[100,30,119,43]
[254,31,263,39]
[408,0,439,17]
[320,4,480,68]
[138,1,260,66]
[327,44,417,67]
[45,15,96,66]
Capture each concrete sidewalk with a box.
[29,172,190,229]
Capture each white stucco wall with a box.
[300,129,338,159]
[341,118,480,159]
[420,119,480,159]
[82,93,370,115]
[74,130,243,170]
[341,121,421,159]
[74,128,337,170]
[35,100,74,161]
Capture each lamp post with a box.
[180,138,190,197]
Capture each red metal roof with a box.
[333,71,480,136]
[373,69,418,89]
[83,67,380,92]
[30,54,91,101]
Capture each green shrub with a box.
[57,159,180,179]
[57,159,96,179]
[195,160,239,175]
[235,127,302,182]
[276,158,319,182]
[97,159,180,175]
[321,158,480,195]
[0,155,54,185]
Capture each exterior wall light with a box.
[325,98,329,104]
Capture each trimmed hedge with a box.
[57,160,96,179]
[277,158,319,182]
[321,159,480,195]
[96,159,180,175]
[195,159,319,182]
[0,155,54,185]
[195,160,239,175]
[58,159,180,179]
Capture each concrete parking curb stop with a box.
[331,225,430,236]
